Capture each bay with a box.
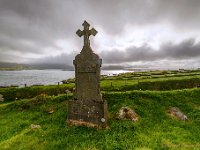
[0,70,131,87]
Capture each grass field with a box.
[0,69,200,149]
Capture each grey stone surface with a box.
[67,21,108,128]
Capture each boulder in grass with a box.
[168,107,188,121]
[116,107,139,122]
[0,94,4,102]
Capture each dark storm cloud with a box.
[33,53,75,65]
[36,38,200,66]
[0,0,79,51]
[0,0,200,63]
[0,0,85,60]
[101,38,200,64]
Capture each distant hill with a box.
[0,62,131,71]
[0,62,74,71]
[102,65,125,70]
[0,62,30,70]
[0,62,150,71]
[27,63,74,70]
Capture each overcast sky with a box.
[0,0,200,68]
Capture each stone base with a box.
[68,120,101,128]
[67,99,108,128]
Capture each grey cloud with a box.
[32,53,75,65]
[86,0,200,34]
[162,39,200,59]
[101,38,200,64]
[0,0,200,63]
[33,38,200,67]
[0,0,87,62]
[0,34,46,54]
[0,48,25,63]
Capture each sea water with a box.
[0,70,131,87]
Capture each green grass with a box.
[0,70,200,149]
[0,89,200,149]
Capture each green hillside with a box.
[0,70,200,149]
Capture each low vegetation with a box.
[0,69,200,149]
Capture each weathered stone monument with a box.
[67,21,108,128]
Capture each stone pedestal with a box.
[67,21,108,128]
[68,99,108,127]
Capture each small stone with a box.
[168,107,188,121]
[116,107,139,122]
[0,94,4,102]
[30,124,41,129]
[48,110,54,114]
[101,118,106,122]
[65,89,71,94]
[47,108,55,114]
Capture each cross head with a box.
[76,21,97,47]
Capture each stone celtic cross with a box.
[67,21,108,128]
[76,21,97,48]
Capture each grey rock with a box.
[65,89,71,94]
[116,107,139,122]
[169,107,188,121]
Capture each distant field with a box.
[0,69,200,149]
